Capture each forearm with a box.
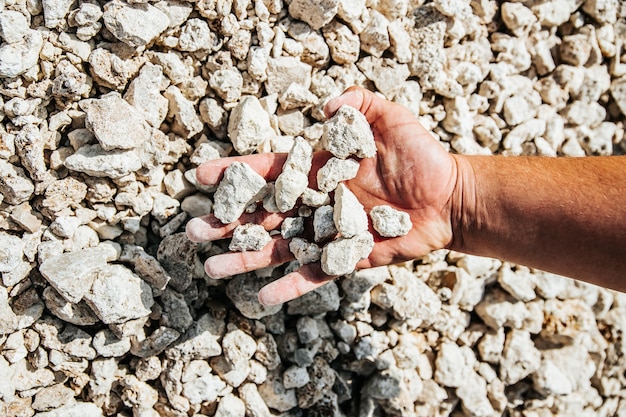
[450,155,626,291]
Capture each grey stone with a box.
[157,232,202,292]
[226,274,283,319]
[287,281,341,315]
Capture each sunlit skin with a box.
[187,86,626,305]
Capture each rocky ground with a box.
[1,0,626,416]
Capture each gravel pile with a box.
[1,0,626,416]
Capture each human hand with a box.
[186,86,460,305]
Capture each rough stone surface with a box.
[229,224,272,252]
[321,232,374,276]
[213,162,267,224]
[103,0,170,47]
[322,105,376,159]
[316,157,360,193]
[84,264,154,324]
[228,96,275,155]
[370,205,412,237]
[333,183,369,238]
[80,93,152,151]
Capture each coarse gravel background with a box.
[1,0,626,416]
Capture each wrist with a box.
[446,154,479,254]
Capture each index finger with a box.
[196,153,288,185]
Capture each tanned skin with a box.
[186,87,626,305]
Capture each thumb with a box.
[323,86,390,126]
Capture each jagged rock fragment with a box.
[213,162,267,224]
[229,224,272,252]
[370,205,412,237]
[322,105,376,159]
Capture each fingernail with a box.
[258,288,280,306]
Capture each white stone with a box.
[222,329,257,369]
[39,246,112,303]
[357,56,410,99]
[532,357,574,396]
[215,393,246,417]
[0,232,24,273]
[434,342,469,388]
[321,232,374,276]
[371,265,442,325]
[166,313,224,360]
[360,10,390,58]
[0,160,34,205]
[333,183,368,238]
[164,85,204,139]
[229,224,272,252]
[610,76,626,117]
[582,0,618,24]
[370,205,411,237]
[456,369,495,417]
[228,96,275,155]
[501,2,537,37]
[123,63,169,128]
[317,157,360,193]
[84,264,154,324]
[323,21,360,65]
[182,361,227,404]
[81,93,151,151]
[0,11,29,44]
[210,68,243,103]
[213,161,267,224]
[33,402,103,417]
[265,57,312,96]
[92,329,131,358]
[475,289,530,330]
[275,137,313,212]
[323,105,376,159]
[302,188,330,207]
[499,329,541,384]
[283,365,310,389]
[0,30,44,79]
[240,383,272,417]
[65,144,142,179]
[178,18,216,52]
[103,0,170,47]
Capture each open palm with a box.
[186,87,459,305]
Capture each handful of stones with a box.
[212,104,412,276]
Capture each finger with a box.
[204,236,294,279]
[185,210,293,242]
[324,87,428,136]
[196,153,288,185]
[257,263,336,306]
